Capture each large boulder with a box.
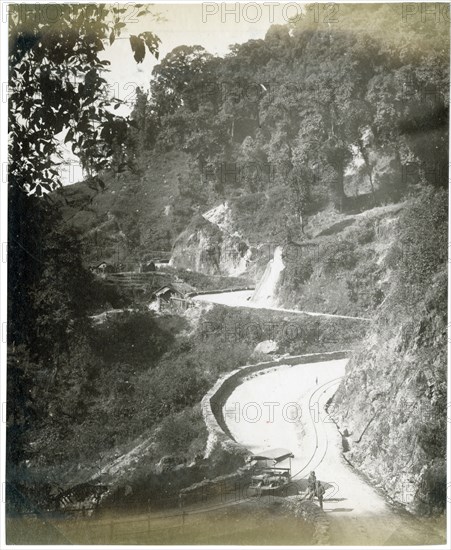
[253,340,279,354]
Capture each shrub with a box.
[355,223,375,245]
[345,263,382,309]
[321,239,358,273]
[284,258,314,288]
[397,188,447,288]
[154,407,207,458]
[92,311,180,368]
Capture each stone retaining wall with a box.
[179,351,348,529]
[284,498,330,545]
[201,350,351,459]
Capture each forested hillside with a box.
[56,2,448,515]
[60,3,448,268]
[7,2,448,522]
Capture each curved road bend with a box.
[224,359,445,545]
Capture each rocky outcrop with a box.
[170,203,257,277]
[253,340,278,354]
[332,270,446,516]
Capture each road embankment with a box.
[201,350,351,460]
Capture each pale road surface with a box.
[224,360,445,546]
[192,290,371,321]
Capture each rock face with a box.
[253,340,279,354]
[332,270,446,516]
[170,204,253,276]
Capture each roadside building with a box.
[90,262,116,276]
[151,282,195,312]
[141,260,156,273]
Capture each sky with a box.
[101,2,290,105]
[61,2,291,183]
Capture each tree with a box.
[150,45,216,120]
[7,5,161,476]
[8,193,97,363]
[286,165,312,232]
[9,3,160,195]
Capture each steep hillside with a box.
[56,150,192,266]
[276,203,405,317]
[331,189,447,516]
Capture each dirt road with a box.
[192,290,371,321]
[224,359,445,545]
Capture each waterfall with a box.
[251,245,285,306]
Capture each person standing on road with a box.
[315,480,325,510]
[306,471,316,500]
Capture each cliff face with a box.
[170,204,255,277]
[332,190,447,517]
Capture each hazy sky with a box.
[101,2,290,111]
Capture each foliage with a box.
[7,4,161,473]
[384,188,448,315]
[355,223,375,245]
[8,190,95,360]
[345,262,383,308]
[121,3,448,221]
[281,257,315,295]
[6,4,449,518]
[397,189,447,288]
[162,266,251,292]
[9,3,160,195]
[154,407,207,457]
[197,303,366,357]
[321,239,358,273]
[333,188,447,515]
[92,311,180,368]
[57,4,448,258]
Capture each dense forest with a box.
[56,4,449,264]
[121,3,448,248]
[7,2,448,520]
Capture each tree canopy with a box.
[125,3,448,223]
[9,3,160,195]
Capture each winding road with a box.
[224,359,445,545]
[194,284,445,545]
[193,290,371,321]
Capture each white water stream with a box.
[250,245,285,306]
[192,245,370,320]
